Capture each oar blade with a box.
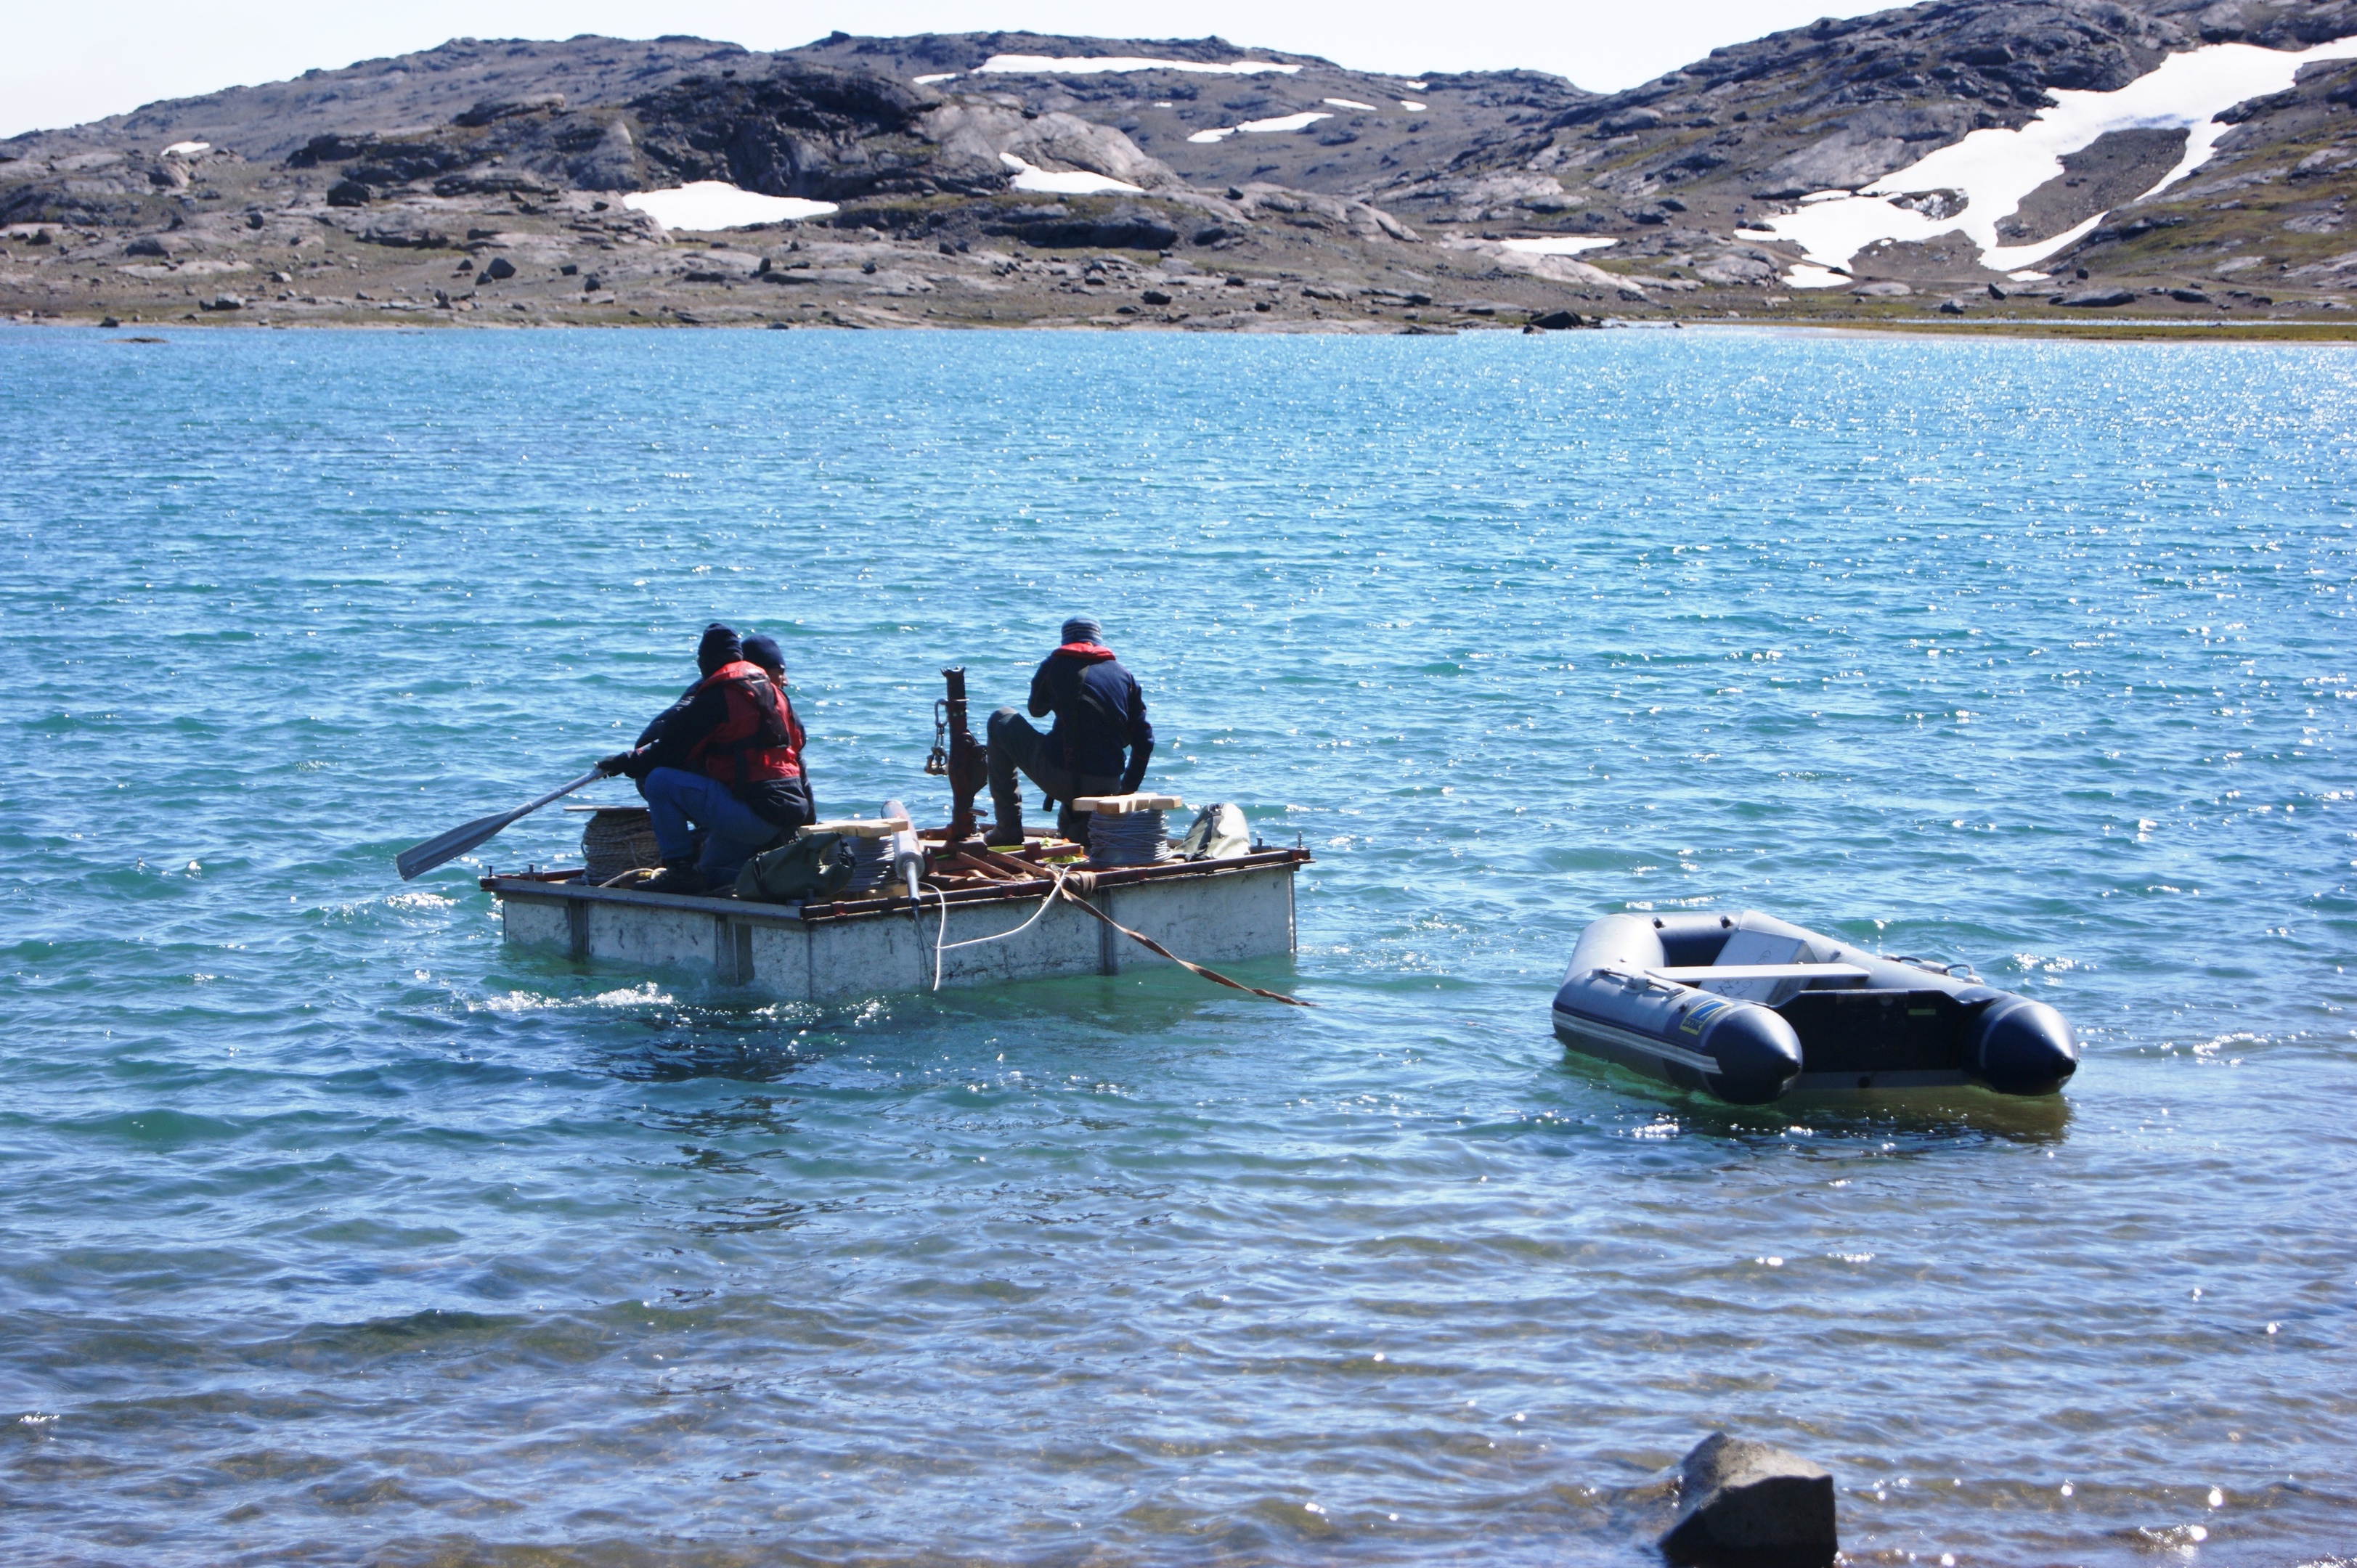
[396,808,521,881]
[396,767,610,881]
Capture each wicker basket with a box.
[582,807,661,884]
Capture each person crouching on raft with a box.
[986,616,1153,846]
[599,623,813,894]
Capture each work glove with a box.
[598,749,641,779]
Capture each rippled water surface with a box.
[4,325,2354,1567]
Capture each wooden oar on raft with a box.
[396,767,607,881]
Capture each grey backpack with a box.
[1176,803,1251,861]
[736,831,855,905]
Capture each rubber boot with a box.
[984,798,1026,848]
[641,854,707,896]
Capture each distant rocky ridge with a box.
[1410,0,2357,293]
[7,5,2357,332]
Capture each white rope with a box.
[919,857,1311,1008]
[929,859,1071,992]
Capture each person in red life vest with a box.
[985,616,1154,846]
[599,623,813,894]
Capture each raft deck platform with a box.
[484,846,1307,1003]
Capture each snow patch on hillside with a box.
[978,54,1300,76]
[624,184,839,230]
[1762,36,2357,279]
[999,154,1144,195]
[1188,112,1333,144]
[1501,236,1619,256]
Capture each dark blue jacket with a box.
[1030,650,1154,785]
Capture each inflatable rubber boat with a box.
[1551,910,2077,1104]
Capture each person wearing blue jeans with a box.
[601,625,814,895]
[637,766,791,888]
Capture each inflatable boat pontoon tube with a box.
[1551,910,2078,1105]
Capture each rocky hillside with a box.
[6,5,2357,332]
[1404,0,2357,299]
[0,31,1575,208]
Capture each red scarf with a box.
[1055,642,1115,662]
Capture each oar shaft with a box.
[511,768,610,823]
[396,767,612,880]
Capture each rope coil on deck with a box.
[844,836,895,894]
[1083,809,1172,867]
[581,808,661,885]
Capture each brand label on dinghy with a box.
[1680,997,1732,1036]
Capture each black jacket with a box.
[1030,651,1154,788]
[625,676,813,828]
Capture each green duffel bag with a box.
[736,831,855,905]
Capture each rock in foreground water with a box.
[1658,1433,1837,1568]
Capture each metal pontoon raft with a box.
[466,666,1309,1004]
[483,841,1307,1003]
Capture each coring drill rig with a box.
[924,666,990,846]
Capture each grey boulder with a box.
[1696,253,1778,285]
[567,119,640,192]
[453,93,566,127]
[1658,1433,1837,1568]
[1753,105,1976,197]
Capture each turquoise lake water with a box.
[3,324,2353,1567]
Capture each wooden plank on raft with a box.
[797,818,912,839]
[972,846,1051,880]
[1070,793,1186,815]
